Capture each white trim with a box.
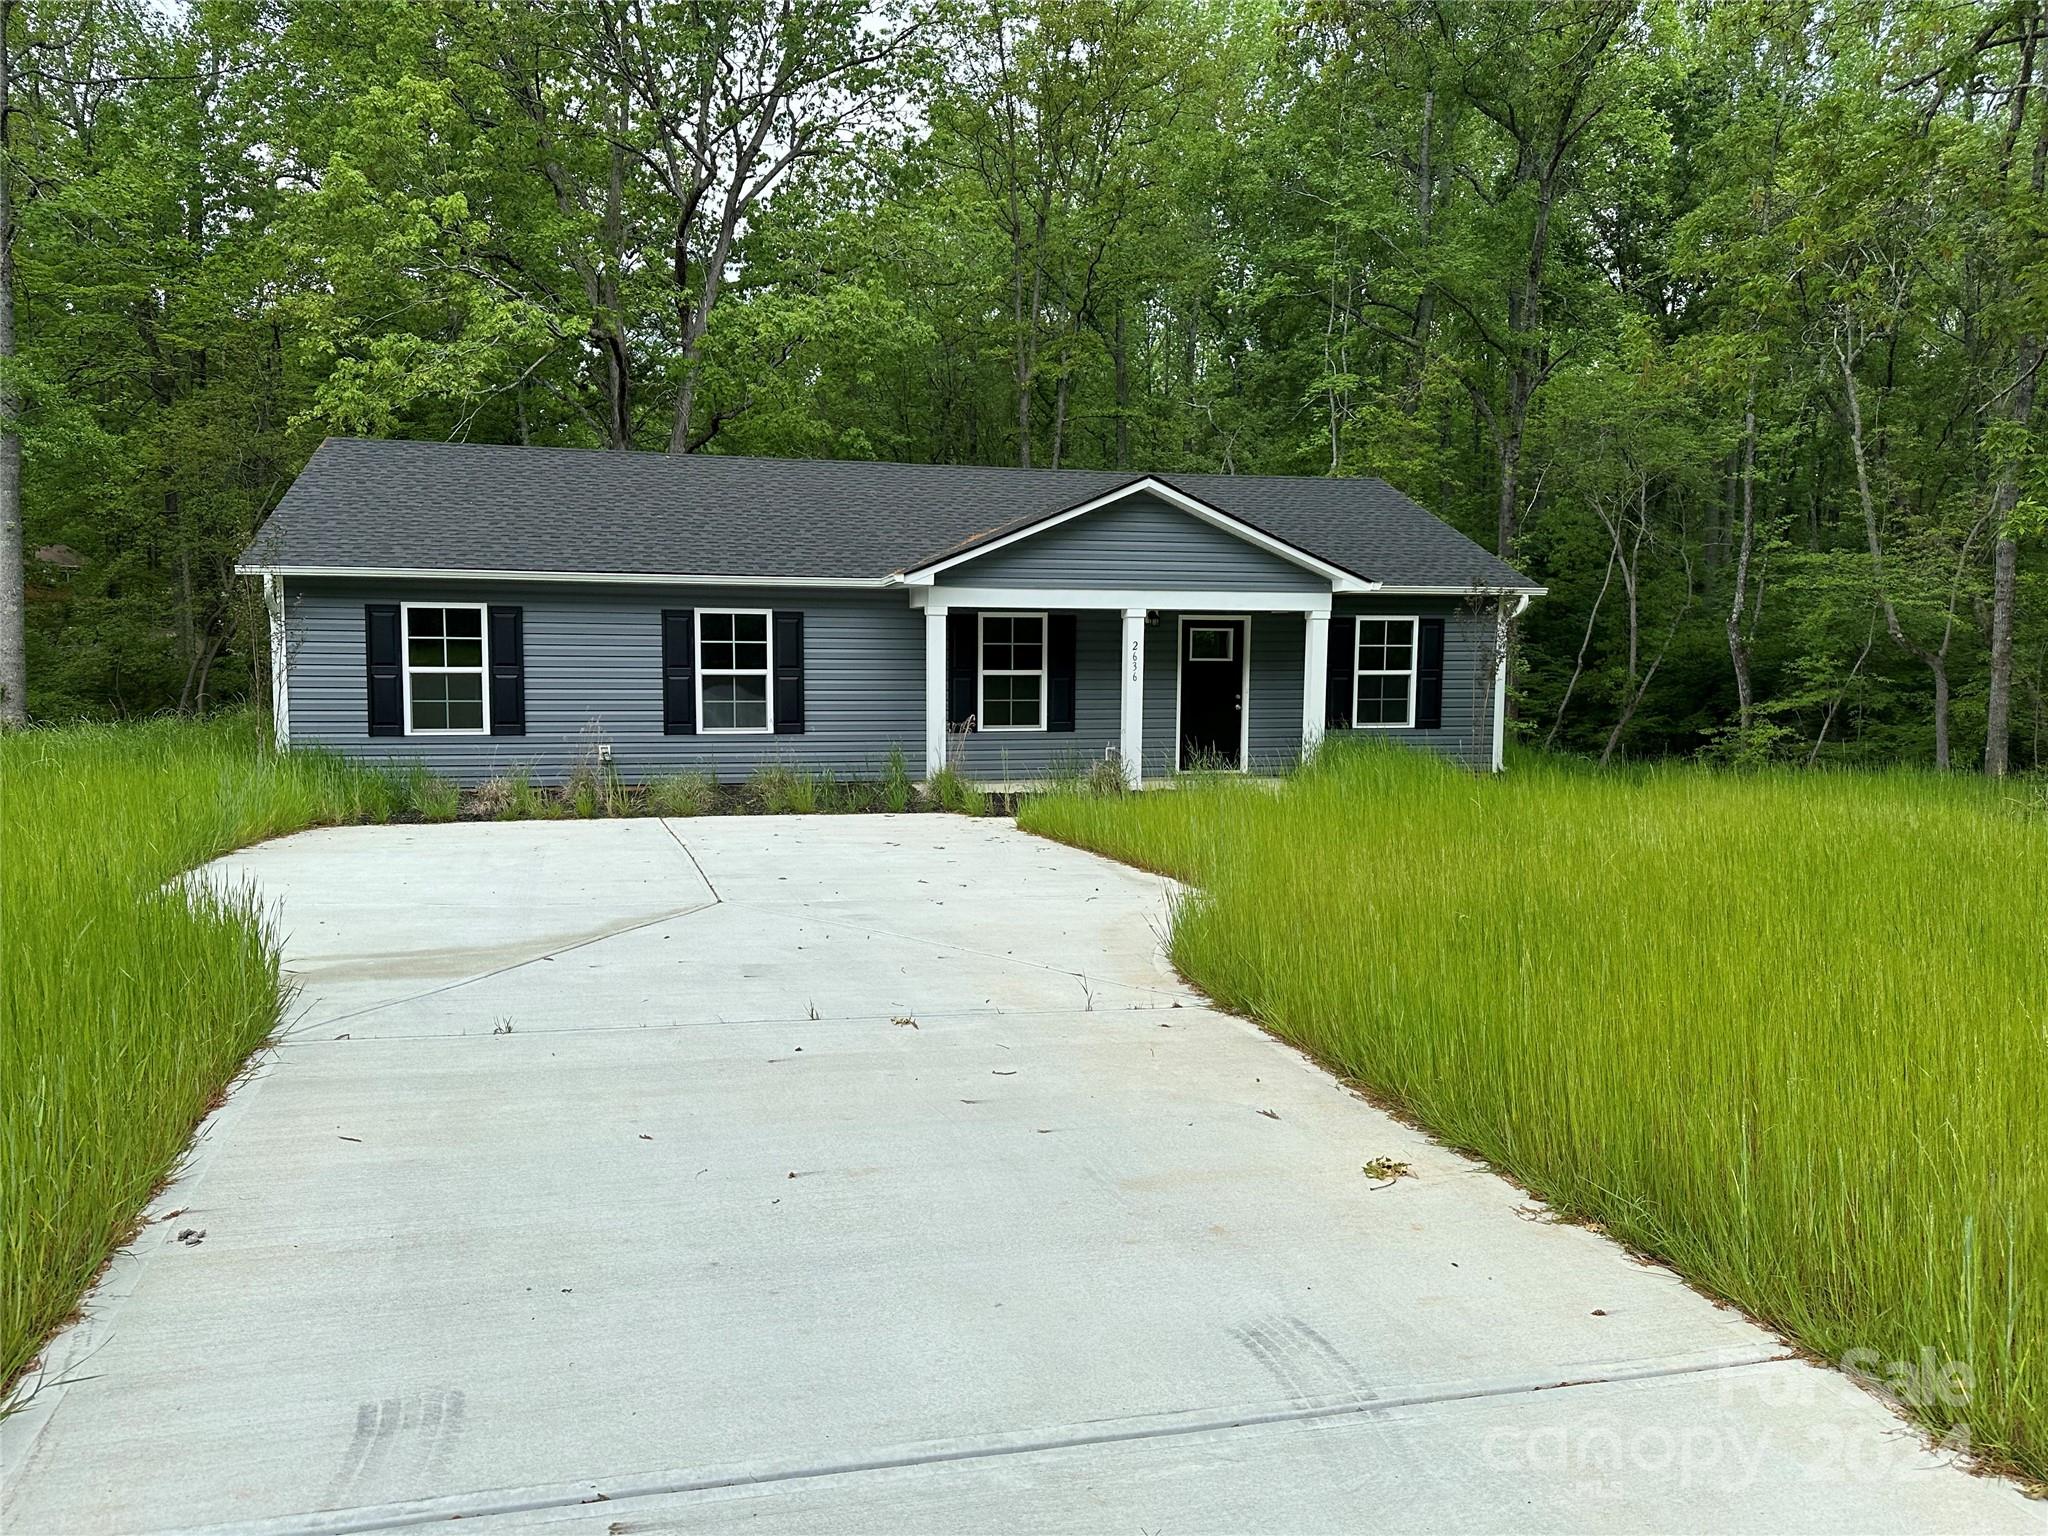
[1374,583,1548,597]
[1351,615,1419,731]
[898,478,1378,592]
[1302,608,1329,756]
[1119,608,1146,788]
[1173,614,1250,772]
[1185,623,1235,662]
[399,601,491,736]
[235,564,884,589]
[927,585,1335,614]
[975,610,1047,732]
[233,569,1545,598]
[265,574,290,749]
[695,607,775,734]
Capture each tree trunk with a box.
[1842,344,1953,766]
[1726,378,1759,731]
[1985,77,2045,773]
[1112,304,1130,469]
[1406,87,1435,409]
[1545,540,1616,749]
[1985,521,2020,774]
[0,11,24,727]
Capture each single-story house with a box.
[237,439,1543,787]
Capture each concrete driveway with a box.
[3,817,2034,1534]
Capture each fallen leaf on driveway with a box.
[1255,1108,1280,1120]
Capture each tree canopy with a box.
[3,0,2043,770]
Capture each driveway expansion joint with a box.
[157,1348,1800,1536]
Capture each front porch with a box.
[918,589,1333,788]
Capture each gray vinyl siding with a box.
[1326,597,1498,771]
[953,610,1121,779]
[944,494,1327,591]
[283,579,924,786]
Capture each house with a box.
[236,439,1543,787]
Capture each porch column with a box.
[925,606,949,778]
[1302,606,1330,759]
[1119,608,1147,788]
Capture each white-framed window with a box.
[698,609,773,732]
[978,611,1046,730]
[1354,616,1418,728]
[1187,624,1235,662]
[402,602,489,735]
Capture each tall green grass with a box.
[1020,743,2048,1479]
[0,715,420,1391]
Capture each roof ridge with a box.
[317,436,1396,491]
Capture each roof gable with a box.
[899,478,1367,591]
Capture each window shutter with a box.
[1047,613,1077,732]
[365,604,403,736]
[1415,616,1445,731]
[946,610,977,728]
[1324,614,1355,730]
[489,606,526,736]
[662,609,696,735]
[773,610,805,735]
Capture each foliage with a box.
[643,770,718,818]
[880,744,916,812]
[923,762,987,815]
[4,0,2045,769]
[1019,739,2048,1480]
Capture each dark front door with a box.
[1178,618,1247,770]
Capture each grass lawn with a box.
[1019,744,2048,1482]
[0,715,421,1391]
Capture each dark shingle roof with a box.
[240,438,1540,591]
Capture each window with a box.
[1354,617,1417,728]
[404,604,488,734]
[698,610,772,732]
[1188,625,1235,662]
[979,612,1045,730]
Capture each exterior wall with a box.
[941,493,1328,592]
[284,578,925,786]
[281,579,1503,788]
[1325,595,1500,771]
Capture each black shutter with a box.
[1047,613,1077,732]
[773,611,805,735]
[1415,616,1445,730]
[489,606,526,736]
[946,610,977,728]
[365,604,402,736]
[1325,614,1355,730]
[662,609,695,735]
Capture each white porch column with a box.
[1119,608,1147,788]
[1302,605,1330,759]
[925,606,949,778]
[265,573,290,751]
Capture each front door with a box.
[1178,618,1247,770]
